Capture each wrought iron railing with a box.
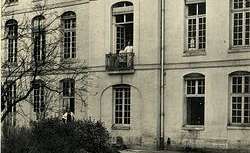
[106,52,134,71]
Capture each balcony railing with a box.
[106,52,134,72]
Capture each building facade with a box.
[1,0,250,151]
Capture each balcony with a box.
[105,52,134,74]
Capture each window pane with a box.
[232,76,242,93]
[187,80,196,94]
[198,17,206,49]
[198,79,205,94]
[188,4,197,16]
[126,13,133,22]
[234,0,244,9]
[244,97,250,123]
[198,3,206,15]
[245,76,250,93]
[188,19,196,49]
[232,96,242,123]
[246,0,250,7]
[116,15,124,23]
[233,13,243,46]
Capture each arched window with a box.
[184,73,205,125]
[3,81,16,126]
[113,84,131,125]
[6,19,18,63]
[229,71,250,124]
[32,80,45,113]
[62,11,76,59]
[60,79,75,113]
[32,15,45,62]
[112,1,133,53]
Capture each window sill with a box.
[228,47,250,53]
[60,58,77,64]
[183,49,206,57]
[227,125,250,130]
[182,125,205,131]
[32,0,43,2]
[111,124,130,130]
[107,69,135,74]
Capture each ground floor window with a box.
[184,73,205,125]
[61,79,75,113]
[230,71,250,125]
[113,85,131,125]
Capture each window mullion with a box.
[196,4,199,49]
[122,89,125,124]
[243,11,246,46]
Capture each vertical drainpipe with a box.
[159,0,165,150]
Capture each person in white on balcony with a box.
[124,41,133,68]
[124,41,133,53]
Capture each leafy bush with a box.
[1,123,32,153]
[2,118,118,153]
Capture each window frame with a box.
[184,1,206,55]
[229,72,250,125]
[184,74,205,126]
[61,79,75,113]
[5,81,17,126]
[5,19,18,64]
[112,85,131,126]
[61,11,76,60]
[231,0,250,48]
[32,15,46,63]
[112,1,134,53]
[33,80,45,113]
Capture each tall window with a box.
[112,1,133,53]
[232,0,250,47]
[186,1,206,50]
[5,82,16,126]
[61,79,75,113]
[32,15,45,62]
[62,12,76,59]
[230,71,250,124]
[184,73,205,125]
[6,19,18,63]
[33,80,45,113]
[113,85,131,125]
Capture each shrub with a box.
[30,117,117,153]
[1,123,32,153]
[2,118,118,153]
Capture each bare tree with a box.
[1,2,89,122]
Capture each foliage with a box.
[1,118,118,153]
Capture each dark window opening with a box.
[187,97,204,125]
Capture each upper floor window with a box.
[33,80,45,113]
[61,79,75,113]
[230,71,250,125]
[232,0,250,47]
[112,1,133,53]
[5,19,18,63]
[113,85,131,125]
[62,12,76,59]
[184,73,205,126]
[32,15,45,62]
[186,1,206,51]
